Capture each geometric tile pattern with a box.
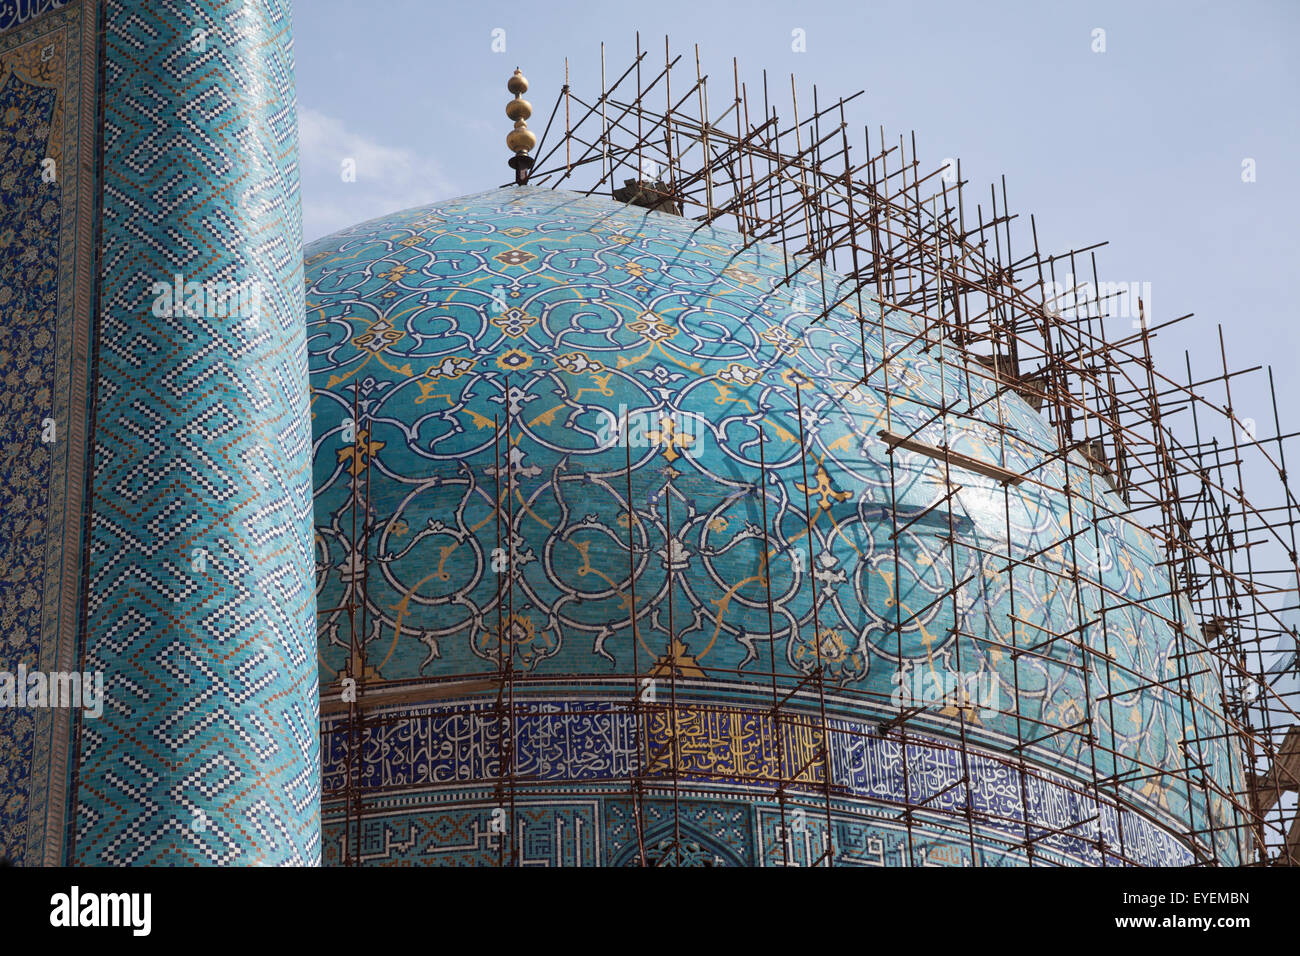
[605,799,752,867]
[304,187,1239,864]
[0,0,99,866]
[71,0,318,864]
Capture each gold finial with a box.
[507,67,536,184]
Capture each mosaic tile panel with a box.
[0,0,97,866]
[0,1,70,34]
[321,698,1196,866]
[323,800,601,867]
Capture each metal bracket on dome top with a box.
[509,153,535,185]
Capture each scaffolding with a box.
[319,37,1300,866]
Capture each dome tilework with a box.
[304,186,1238,866]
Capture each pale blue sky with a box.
[295,0,1300,476]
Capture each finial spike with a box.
[506,68,536,184]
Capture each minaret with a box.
[0,0,320,867]
[72,1,320,865]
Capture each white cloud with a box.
[298,107,460,242]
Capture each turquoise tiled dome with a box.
[304,186,1238,866]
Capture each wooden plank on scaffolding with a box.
[878,429,1024,485]
[320,678,502,716]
